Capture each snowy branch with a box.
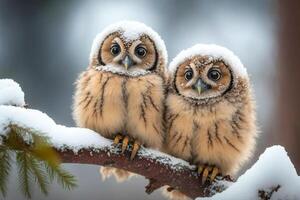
[56,143,231,199]
[0,104,230,199]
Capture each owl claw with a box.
[210,167,219,182]
[121,136,129,153]
[113,134,123,145]
[130,140,140,160]
[197,165,204,174]
[197,165,221,184]
[114,135,141,159]
[201,166,212,184]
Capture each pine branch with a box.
[1,126,77,198]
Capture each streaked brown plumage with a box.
[74,69,165,147]
[163,44,257,200]
[73,21,167,182]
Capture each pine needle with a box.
[16,151,33,199]
[28,155,49,195]
[0,148,11,197]
[45,164,77,190]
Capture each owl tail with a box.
[162,186,191,200]
[99,167,135,182]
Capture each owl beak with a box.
[122,55,134,70]
[193,79,210,95]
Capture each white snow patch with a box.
[89,20,168,66]
[96,64,151,77]
[0,105,111,152]
[198,145,300,200]
[0,79,25,106]
[169,44,248,79]
[139,148,195,171]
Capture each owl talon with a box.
[198,165,221,184]
[201,166,212,184]
[113,134,123,145]
[210,167,220,182]
[130,140,141,160]
[121,136,129,153]
[197,165,204,174]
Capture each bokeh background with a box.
[1,0,299,199]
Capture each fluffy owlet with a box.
[164,44,257,185]
[73,21,168,181]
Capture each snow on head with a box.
[89,20,168,66]
[0,79,25,106]
[198,145,300,200]
[169,44,248,80]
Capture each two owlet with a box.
[73,21,168,181]
[73,20,256,199]
[164,44,257,185]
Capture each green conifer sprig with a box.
[0,124,77,199]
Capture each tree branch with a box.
[0,104,232,199]
[55,143,232,199]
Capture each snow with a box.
[168,44,248,80]
[89,20,168,66]
[198,145,300,200]
[0,79,25,106]
[0,79,110,152]
[139,148,195,171]
[96,64,151,77]
[0,105,111,152]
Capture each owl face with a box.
[89,21,168,76]
[98,32,158,73]
[174,56,232,100]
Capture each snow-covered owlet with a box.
[73,21,168,181]
[164,44,257,184]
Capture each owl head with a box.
[89,21,168,76]
[168,44,249,104]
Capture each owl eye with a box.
[208,69,221,81]
[135,46,147,58]
[110,44,121,56]
[184,70,193,81]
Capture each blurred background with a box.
[1,0,299,199]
